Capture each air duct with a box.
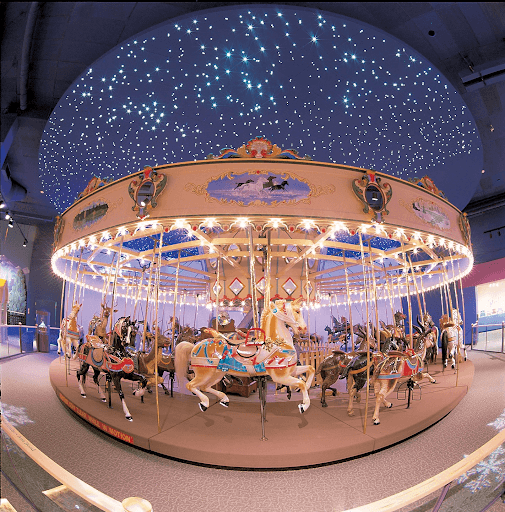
[20,2,40,111]
[0,166,27,202]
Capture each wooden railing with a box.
[1,418,152,512]
[343,428,505,512]
[296,341,343,385]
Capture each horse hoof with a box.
[373,419,380,425]
[322,403,328,408]
[347,411,355,417]
[126,416,133,422]
[387,403,393,409]
[431,380,437,384]
[220,400,229,408]
[451,364,455,369]
[332,390,337,396]
[298,404,305,414]
[81,394,86,398]
[101,398,107,403]
[198,403,208,412]
[147,389,153,394]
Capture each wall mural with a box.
[186,170,334,207]
[0,257,27,319]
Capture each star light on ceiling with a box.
[39,5,482,213]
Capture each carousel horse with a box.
[440,310,466,369]
[317,334,380,407]
[76,320,147,422]
[88,303,116,341]
[134,327,174,394]
[57,303,82,358]
[417,313,439,364]
[175,298,315,413]
[370,324,437,425]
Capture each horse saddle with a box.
[386,350,406,357]
[331,349,346,355]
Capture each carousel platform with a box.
[50,358,474,469]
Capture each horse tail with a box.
[175,341,193,385]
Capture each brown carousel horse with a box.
[175,298,315,413]
[139,327,175,394]
[57,302,82,358]
[370,323,437,425]
[76,317,147,421]
[316,331,380,407]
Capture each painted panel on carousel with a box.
[73,200,109,231]
[186,170,334,208]
[400,197,450,230]
[352,171,392,223]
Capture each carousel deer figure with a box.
[440,309,466,369]
[88,302,116,341]
[370,323,437,425]
[57,302,82,358]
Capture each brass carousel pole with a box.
[133,267,145,322]
[154,228,163,433]
[419,274,427,314]
[449,249,461,386]
[248,226,259,330]
[64,252,76,377]
[109,238,124,338]
[305,257,311,344]
[141,242,158,352]
[400,238,414,349]
[382,261,396,328]
[171,250,181,351]
[342,251,355,351]
[264,230,272,306]
[358,231,371,435]
[457,259,467,361]
[368,241,380,347]
[407,254,424,319]
[215,256,220,335]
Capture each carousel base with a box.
[50,358,473,469]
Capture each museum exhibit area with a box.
[40,5,481,468]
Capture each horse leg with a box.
[76,363,89,397]
[271,370,312,413]
[372,380,395,425]
[420,371,437,384]
[186,369,219,412]
[347,375,356,416]
[92,369,107,402]
[202,373,231,407]
[111,375,133,421]
[132,374,147,402]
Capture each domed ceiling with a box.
[39,4,482,213]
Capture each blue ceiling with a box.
[39,4,483,213]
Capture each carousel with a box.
[49,137,474,468]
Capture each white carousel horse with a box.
[370,324,437,425]
[440,309,466,369]
[57,303,82,358]
[175,298,316,413]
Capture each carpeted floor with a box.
[1,350,505,512]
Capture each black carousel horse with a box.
[76,317,147,421]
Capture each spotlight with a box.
[0,200,5,209]
[23,239,27,247]
[5,212,11,220]
[8,219,13,228]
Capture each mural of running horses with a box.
[57,302,82,358]
[175,298,315,413]
[76,318,147,421]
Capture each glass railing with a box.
[1,418,153,512]
[471,322,505,353]
[2,407,504,512]
[343,428,505,511]
[0,325,61,358]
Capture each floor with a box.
[1,348,505,512]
